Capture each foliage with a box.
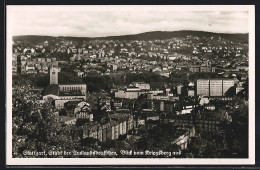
[225,86,236,97]
[12,85,78,158]
[182,134,224,158]
[133,124,181,156]
[13,74,49,88]
[58,72,84,84]
[82,75,113,92]
[237,78,248,100]
[76,118,90,126]
[226,98,248,158]
[100,139,131,158]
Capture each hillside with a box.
[96,30,248,43]
[13,30,248,44]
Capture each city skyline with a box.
[8,5,249,37]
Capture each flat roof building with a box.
[196,79,234,97]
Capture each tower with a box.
[50,67,60,85]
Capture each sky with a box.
[7,5,251,37]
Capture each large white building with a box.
[210,79,223,96]
[196,80,210,96]
[43,84,87,109]
[132,82,150,90]
[43,67,87,109]
[196,79,234,97]
[223,80,235,95]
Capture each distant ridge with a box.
[13,30,248,44]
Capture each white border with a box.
[6,5,255,165]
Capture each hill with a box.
[13,30,248,44]
[96,30,248,43]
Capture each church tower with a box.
[50,67,60,85]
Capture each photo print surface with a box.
[6,5,255,165]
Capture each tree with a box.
[237,78,248,100]
[225,86,236,97]
[76,118,90,126]
[133,124,181,156]
[12,85,77,158]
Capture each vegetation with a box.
[76,119,90,126]
[12,85,79,157]
[183,97,248,158]
[13,74,49,87]
[133,124,181,157]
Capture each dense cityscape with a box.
[12,31,249,158]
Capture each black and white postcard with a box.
[6,5,255,165]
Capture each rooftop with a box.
[43,84,59,96]
[59,116,77,123]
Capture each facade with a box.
[164,101,174,112]
[196,79,210,96]
[132,82,150,90]
[59,116,77,125]
[149,89,164,95]
[12,53,17,75]
[82,114,134,142]
[55,99,83,109]
[153,94,170,101]
[210,79,223,96]
[236,86,244,94]
[188,90,195,97]
[171,126,196,150]
[43,68,87,109]
[177,85,183,95]
[223,80,235,95]
[74,101,93,121]
[43,84,87,109]
[196,79,234,97]
[50,67,60,85]
[160,112,225,134]
[75,111,93,121]
[114,90,139,99]
[59,84,87,96]
[43,85,86,109]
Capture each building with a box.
[12,53,17,75]
[82,113,134,142]
[223,80,235,95]
[50,67,60,85]
[210,79,223,96]
[59,116,77,125]
[189,66,200,73]
[196,80,210,96]
[160,111,228,134]
[236,86,244,94]
[74,101,93,121]
[196,79,234,97]
[114,90,139,99]
[43,84,86,109]
[132,82,150,90]
[177,85,183,95]
[43,68,87,109]
[171,126,196,150]
[188,90,195,97]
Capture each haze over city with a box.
[8,5,249,37]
